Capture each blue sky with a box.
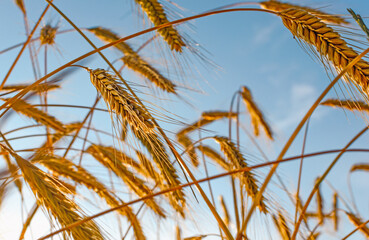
[1,0,369,239]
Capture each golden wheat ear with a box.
[260,0,349,25]
[40,24,58,45]
[278,9,369,102]
[321,99,369,112]
[1,98,66,132]
[134,0,186,52]
[241,86,273,140]
[88,27,177,93]
[213,136,268,213]
[2,146,104,240]
[88,68,155,132]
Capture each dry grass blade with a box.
[315,178,324,223]
[345,212,369,238]
[40,24,58,45]
[89,68,154,131]
[260,0,348,25]
[86,144,166,218]
[1,98,66,132]
[201,111,238,120]
[122,54,176,93]
[321,99,369,112]
[219,195,230,227]
[332,192,338,231]
[350,164,369,172]
[177,134,199,167]
[241,86,273,140]
[134,0,186,52]
[279,9,369,102]
[197,145,229,170]
[88,27,176,93]
[4,148,104,240]
[36,155,146,239]
[272,212,291,240]
[213,136,267,213]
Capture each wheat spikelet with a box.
[40,24,58,45]
[86,144,166,217]
[89,68,155,131]
[279,9,369,101]
[213,136,267,213]
[241,86,273,140]
[345,212,369,238]
[122,54,176,93]
[197,145,229,170]
[177,134,199,167]
[1,82,59,94]
[332,192,338,231]
[134,0,185,52]
[6,150,104,240]
[132,128,186,215]
[260,0,348,25]
[219,195,230,227]
[321,99,369,112]
[2,98,66,132]
[201,111,238,120]
[272,212,291,240]
[351,163,369,172]
[14,0,26,14]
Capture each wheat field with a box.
[0,0,369,239]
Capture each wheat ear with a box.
[241,86,273,140]
[279,9,369,101]
[40,24,58,45]
[201,111,238,120]
[321,99,369,112]
[89,68,154,131]
[213,136,267,213]
[261,0,349,25]
[4,148,104,240]
[88,27,176,93]
[345,212,369,238]
[351,164,369,172]
[2,98,65,132]
[134,0,185,52]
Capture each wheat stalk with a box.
[89,68,155,131]
[321,99,369,112]
[2,98,66,132]
[260,0,348,25]
[40,24,58,45]
[278,9,369,101]
[213,136,267,213]
[134,0,185,52]
[241,86,273,140]
[3,147,104,240]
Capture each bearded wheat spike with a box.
[89,68,155,131]
[40,24,58,45]
[279,9,369,101]
[2,98,66,132]
[201,111,238,120]
[134,0,185,52]
[241,86,273,140]
[86,144,166,218]
[345,212,369,238]
[89,27,176,93]
[213,136,267,213]
[5,149,104,240]
[260,0,349,25]
[321,99,369,112]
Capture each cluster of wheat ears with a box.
[0,0,369,239]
